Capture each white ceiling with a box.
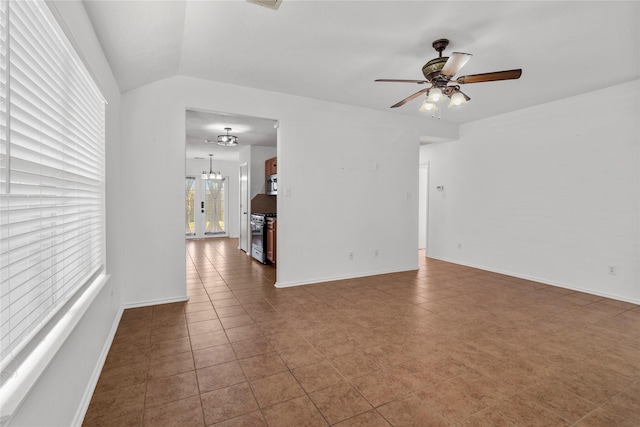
[185,109,277,161]
[83,0,640,131]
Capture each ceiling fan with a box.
[375,39,522,111]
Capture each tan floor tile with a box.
[148,351,195,379]
[186,310,218,324]
[332,410,390,426]
[84,383,146,425]
[224,324,263,343]
[190,330,229,350]
[292,360,344,393]
[219,314,254,329]
[196,360,246,393]
[266,330,308,351]
[262,395,327,426]
[350,371,410,408]
[387,358,443,392]
[309,382,373,424]
[249,371,306,408]
[84,239,640,427]
[145,371,199,409]
[94,361,148,394]
[522,379,596,423]
[143,396,204,426]
[215,305,248,318]
[187,318,223,336]
[150,323,190,343]
[277,343,324,369]
[200,382,258,425]
[376,394,449,427]
[193,343,236,369]
[239,352,287,379]
[213,410,267,427]
[416,379,487,422]
[330,351,380,379]
[489,394,570,426]
[231,337,274,359]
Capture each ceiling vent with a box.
[246,0,282,10]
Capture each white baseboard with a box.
[123,295,189,309]
[72,305,124,427]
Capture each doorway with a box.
[185,175,229,238]
[418,163,429,251]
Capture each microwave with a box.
[266,174,277,195]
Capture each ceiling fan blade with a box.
[455,69,522,84]
[440,52,472,77]
[375,79,429,84]
[390,88,429,108]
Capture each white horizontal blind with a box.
[0,0,105,370]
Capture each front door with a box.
[186,176,228,238]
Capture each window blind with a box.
[0,0,105,371]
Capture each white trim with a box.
[426,255,640,305]
[71,305,124,427]
[274,266,418,289]
[123,296,189,310]
[0,273,110,425]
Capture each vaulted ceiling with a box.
[83,0,639,127]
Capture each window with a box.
[0,0,106,376]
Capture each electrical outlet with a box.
[457,242,462,249]
[608,265,617,275]
[374,249,379,257]
[348,252,354,260]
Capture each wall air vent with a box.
[246,0,282,10]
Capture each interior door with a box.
[239,163,249,252]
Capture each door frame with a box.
[239,162,249,252]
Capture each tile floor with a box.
[83,237,640,426]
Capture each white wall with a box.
[9,1,123,425]
[186,158,240,237]
[119,75,458,297]
[421,80,640,303]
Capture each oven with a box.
[250,213,275,263]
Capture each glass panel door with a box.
[185,177,196,236]
[204,178,226,235]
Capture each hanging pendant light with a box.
[202,154,222,180]
[217,127,238,146]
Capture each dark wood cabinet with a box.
[266,218,276,264]
[265,156,277,177]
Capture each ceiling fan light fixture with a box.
[419,99,439,112]
[448,91,468,108]
[426,87,446,104]
[217,127,238,146]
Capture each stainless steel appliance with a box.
[266,174,277,195]
[250,213,276,263]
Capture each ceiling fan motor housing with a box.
[422,39,451,82]
[422,57,448,82]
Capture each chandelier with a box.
[202,154,222,180]
[217,127,238,146]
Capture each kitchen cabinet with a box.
[266,217,276,265]
[265,156,277,177]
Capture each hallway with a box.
[83,238,640,426]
